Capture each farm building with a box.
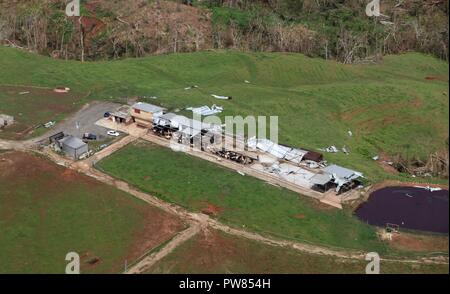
[153,113,221,134]
[311,165,363,193]
[110,105,132,124]
[0,114,14,128]
[131,102,165,128]
[247,137,309,165]
[58,136,88,160]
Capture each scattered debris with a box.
[0,114,14,128]
[380,20,394,25]
[244,80,251,84]
[54,87,70,93]
[212,147,255,165]
[320,145,339,153]
[414,185,442,192]
[186,104,223,116]
[237,171,245,176]
[348,130,353,137]
[248,137,308,165]
[300,160,320,169]
[139,95,158,100]
[184,85,199,90]
[19,91,30,95]
[342,146,349,155]
[211,94,232,100]
[372,155,380,161]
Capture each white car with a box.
[107,130,120,137]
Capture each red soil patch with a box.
[201,203,222,216]
[390,233,448,252]
[60,168,79,181]
[425,76,448,82]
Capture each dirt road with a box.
[126,224,203,274]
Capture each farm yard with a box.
[145,229,448,274]
[0,151,184,273]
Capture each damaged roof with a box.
[323,165,363,180]
[132,102,165,113]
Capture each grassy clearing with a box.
[0,85,86,140]
[0,151,183,273]
[97,141,388,253]
[146,229,449,274]
[0,47,448,182]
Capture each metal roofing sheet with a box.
[132,102,165,113]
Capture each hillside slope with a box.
[0,47,448,182]
[0,0,448,62]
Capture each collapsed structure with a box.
[106,102,364,196]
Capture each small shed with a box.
[58,136,88,159]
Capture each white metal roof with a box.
[154,113,221,132]
[310,173,332,186]
[132,102,165,114]
[323,165,362,180]
[247,137,307,164]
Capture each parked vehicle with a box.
[44,121,56,128]
[107,130,120,137]
[83,133,97,140]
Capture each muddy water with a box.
[355,186,449,234]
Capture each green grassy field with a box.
[96,141,390,253]
[146,229,448,274]
[0,151,183,273]
[1,47,448,182]
[0,85,86,139]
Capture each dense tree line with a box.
[0,0,448,63]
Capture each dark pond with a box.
[355,186,449,234]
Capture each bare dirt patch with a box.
[389,232,448,253]
[201,203,223,217]
[425,76,449,82]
